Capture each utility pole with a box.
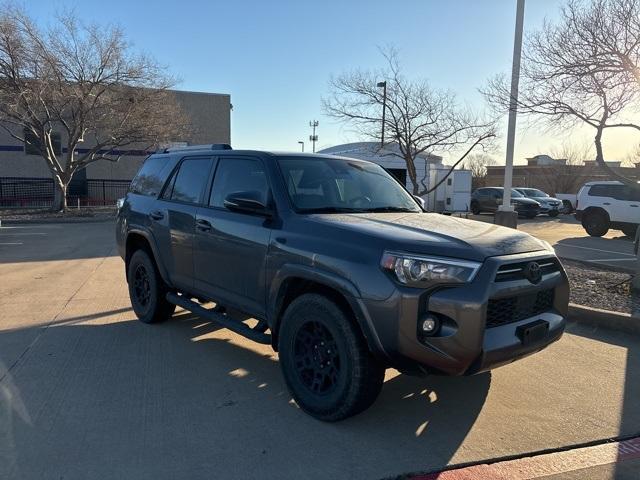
[496,0,525,229]
[377,81,387,148]
[309,120,319,153]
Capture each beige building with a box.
[0,89,231,180]
[484,154,640,195]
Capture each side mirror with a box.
[412,195,426,210]
[223,191,272,217]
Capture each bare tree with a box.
[464,153,496,179]
[623,143,640,167]
[483,0,640,192]
[0,6,188,211]
[537,144,593,194]
[323,48,496,195]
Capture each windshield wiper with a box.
[297,206,366,214]
[361,206,419,213]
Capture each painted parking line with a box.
[589,258,637,263]
[554,243,635,256]
[0,242,23,245]
[411,436,640,480]
[0,232,47,236]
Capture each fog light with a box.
[419,315,439,336]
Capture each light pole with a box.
[377,81,387,148]
[298,141,304,152]
[309,120,319,153]
[496,0,525,228]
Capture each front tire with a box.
[470,201,481,215]
[582,210,609,237]
[128,249,175,324]
[548,210,560,217]
[278,294,385,422]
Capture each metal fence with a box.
[0,177,131,208]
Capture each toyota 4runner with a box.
[116,145,569,421]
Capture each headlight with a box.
[381,252,481,288]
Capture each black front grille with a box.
[495,257,560,282]
[486,289,555,328]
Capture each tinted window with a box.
[209,158,269,208]
[169,158,212,204]
[628,186,640,202]
[130,156,169,196]
[589,184,626,199]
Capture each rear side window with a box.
[209,158,269,208]
[166,158,212,204]
[130,156,169,196]
[588,184,626,200]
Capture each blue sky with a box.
[27,0,632,164]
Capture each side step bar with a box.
[166,292,271,344]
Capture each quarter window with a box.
[130,156,170,197]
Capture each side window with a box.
[209,158,269,208]
[588,184,625,199]
[130,156,169,196]
[626,186,640,202]
[169,158,212,204]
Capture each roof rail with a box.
[163,143,232,153]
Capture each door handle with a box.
[630,204,639,207]
[603,202,611,205]
[195,219,212,232]
[149,210,164,221]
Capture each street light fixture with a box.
[377,81,387,148]
[298,141,304,152]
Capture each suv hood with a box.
[308,212,549,261]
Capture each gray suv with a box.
[116,145,569,421]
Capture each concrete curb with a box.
[568,303,640,335]
[0,216,115,225]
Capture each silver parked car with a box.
[514,188,563,217]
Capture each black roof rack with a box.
[163,143,232,153]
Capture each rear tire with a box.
[128,249,175,324]
[582,210,609,237]
[278,294,385,422]
[470,201,481,215]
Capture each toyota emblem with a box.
[524,262,542,284]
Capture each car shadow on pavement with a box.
[565,322,640,480]
[0,311,491,480]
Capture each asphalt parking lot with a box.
[1,221,639,479]
[471,214,637,272]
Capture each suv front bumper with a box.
[361,251,569,376]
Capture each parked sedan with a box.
[514,188,563,217]
[471,187,541,218]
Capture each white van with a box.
[575,181,639,237]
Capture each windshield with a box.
[520,188,548,198]
[509,188,524,198]
[277,157,422,213]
